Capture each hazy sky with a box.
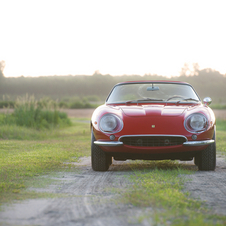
[0,0,226,77]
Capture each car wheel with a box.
[91,129,109,171]
[198,131,216,171]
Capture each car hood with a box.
[120,105,187,117]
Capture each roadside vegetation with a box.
[211,104,226,110]
[0,119,90,203]
[0,98,90,203]
[216,120,226,155]
[0,95,100,110]
[0,96,72,139]
[122,120,226,225]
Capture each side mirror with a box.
[203,97,212,106]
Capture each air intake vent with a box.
[120,136,186,147]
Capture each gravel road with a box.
[0,155,226,226]
[181,155,226,216]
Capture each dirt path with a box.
[0,159,150,226]
[181,155,226,216]
[0,156,226,226]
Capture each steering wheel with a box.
[166,95,184,101]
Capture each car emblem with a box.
[152,125,155,128]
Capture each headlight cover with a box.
[184,113,208,133]
[99,114,123,133]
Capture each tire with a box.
[198,131,216,171]
[91,129,109,171]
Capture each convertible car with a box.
[91,81,216,171]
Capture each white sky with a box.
[0,0,226,77]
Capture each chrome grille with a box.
[120,136,186,147]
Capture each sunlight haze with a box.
[0,0,226,77]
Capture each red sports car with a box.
[91,81,216,171]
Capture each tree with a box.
[0,60,5,81]
[180,63,190,76]
[180,63,200,76]
[192,63,200,76]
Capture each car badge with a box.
[152,125,155,128]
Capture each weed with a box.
[216,120,226,154]
[0,96,72,139]
[216,119,226,131]
[211,104,226,110]
[122,160,226,225]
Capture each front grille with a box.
[120,136,186,147]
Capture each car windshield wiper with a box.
[138,98,164,102]
[176,98,199,103]
[125,98,163,105]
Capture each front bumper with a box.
[94,141,123,146]
[183,139,214,146]
[94,139,215,147]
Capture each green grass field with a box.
[216,120,226,155]
[0,98,90,201]
[0,117,90,203]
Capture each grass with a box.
[216,119,226,131]
[0,119,90,203]
[0,96,99,109]
[211,104,226,110]
[217,132,226,154]
[216,120,226,154]
[0,96,72,139]
[12,95,72,129]
[122,161,226,226]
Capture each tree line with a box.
[0,61,225,104]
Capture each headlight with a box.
[99,114,123,133]
[184,113,208,133]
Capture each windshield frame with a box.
[106,81,201,104]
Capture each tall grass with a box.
[0,100,15,108]
[0,94,100,109]
[0,96,71,131]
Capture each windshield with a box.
[106,83,200,103]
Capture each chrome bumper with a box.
[94,139,215,147]
[94,141,123,146]
[183,139,215,146]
